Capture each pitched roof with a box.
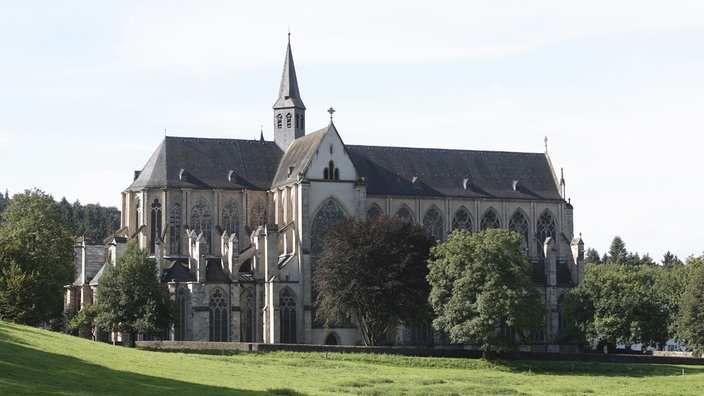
[347,145,562,200]
[271,126,329,188]
[127,136,283,191]
[273,37,305,110]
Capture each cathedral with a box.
[65,37,584,350]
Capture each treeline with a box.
[0,190,121,241]
[565,235,704,355]
[56,198,121,241]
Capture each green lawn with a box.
[1,321,703,395]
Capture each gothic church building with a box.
[67,38,584,350]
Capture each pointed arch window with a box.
[248,198,267,232]
[367,203,383,220]
[286,113,292,128]
[536,210,556,256]
[208,288,228,342]
[190,198,212,250]
[169,202,181,254]
[423,206,443,241]
[451,207,472,232]
[150,199,162,254]
[279,288,297,343]
[396,205,414,223]
[310,199,347,257]
[509,210,529,254]
[324,161,339,180]
[276,114,282,129]
[135,197,141,227]
[480,208,500,231]
[222,199,240,238]
[240,288,254,342]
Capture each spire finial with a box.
[327,107,335,120]
[544,136,548,153]
[288,26,291,43]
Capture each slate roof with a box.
[271,127,328,188]
[127,136,283,191]
[127,129,562,202]
[162,259,195,283]
[347,145,562,200]
[273,39,305,110]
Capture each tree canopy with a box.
[427,229,544,356]
[566,262,668,349]
[94,240,173,345]
[57,198,121,241]
[0,189,75,325]
[312,215,434,346]
[676,258,704,356]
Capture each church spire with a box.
[273,34,306,150]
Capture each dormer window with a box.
[276,114,282,129]
[286,113,292,128]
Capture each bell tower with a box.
[273,34,306,150]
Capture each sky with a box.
[1,1,703,261]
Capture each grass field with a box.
[1,321,703,395]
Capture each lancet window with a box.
[222,199,240,238]
[169,202,181,254]
[149,199,162,254]
[451,207,472,232]
[423,206,444,241]
[208,288,228,342]
[190,198,212,249]
[395,205,414,223]
[508,210,529,253]
[240,288,254,342]
[367,203,383,219]
[279,288,297,343]
[480,208,501,230]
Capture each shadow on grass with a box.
[0,332,305,396]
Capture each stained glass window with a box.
[222,198,240,238]
[536,210,556,255]
[480,208,500,230]
[396,205,414,223]
[423,206,443,241]
[310,199,347,257]
[280,288,297,343]
[169,202,181,254]
[509,210,529,252]
[240,288,254,342]
[209,288,228,342]
[175,287,188,341]
[451,207,472,232]
[249,198,266,232]
[367,203,383,219]
[190,198,212,249]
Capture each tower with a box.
[273,35,306,150]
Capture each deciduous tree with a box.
[677,257,704,356]
[0,189,75,325]
[94,240,174,345]
[427,229,544,357]
[313,215,434,346]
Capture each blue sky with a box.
[1,1,703,260]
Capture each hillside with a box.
[1,321,704,395]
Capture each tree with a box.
[94,240,174,346]
[427,229,544,357]
[312,215,434,346]
[606,236,628,264]
[677,257,704,356]
[585,248,602,265]
[68,304,97,340]
[567,263,668,349]
[0,189,75,325]
[661,251,683,269]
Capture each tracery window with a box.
[367,203,383,219]
[279,288,297,343]
[423,206,444,241]
[248,198,267,232]
[190,198,212,250]
[395,205,414,223]
[222,199,240,238]
[536,210,556,256]
[169,202,181,254]
[240,288,254,342]
[208,288,228,342]
[480,208,500,230]
[175,287,188,341]
[150,199,162,254]
[286,113,292,128]
[276,114,282,129]
[451,207,472,232]
[310,199,347,257]
[508,210,529,253]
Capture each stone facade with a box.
[65,38,583,348]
